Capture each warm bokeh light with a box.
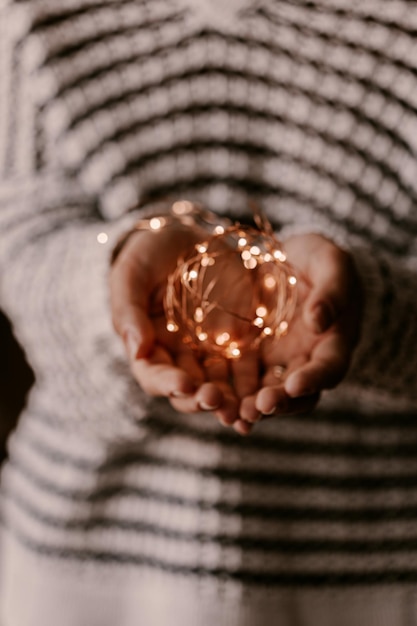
[163,203,298,359]
[97,232,108,244]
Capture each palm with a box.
[259,279,320,385]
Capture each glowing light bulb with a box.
[273,365,286,378]
[244,257,257,269]
[278,320,289,334]
[215,332,231,346]
[172,200,194,215]
[194,307,204,322]
[264,274,276,289]
[256,305,267,317]
[150,217,165,230]
[163,204,298,360]
[273,250,287,262]
[97,232,108,244]
[226,342,241,358]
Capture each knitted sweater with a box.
[1,1,417,624]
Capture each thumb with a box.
[109,256,155,360]
[119,309,155,360]
[303,245,355,334]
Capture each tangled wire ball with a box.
[164,204,298,359]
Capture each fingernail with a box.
[124,329,139,361]
[264,406,276,415]
[170,391,193,398]
[234,421,253,436]
[199,401,220,411]
[312,302,334,333]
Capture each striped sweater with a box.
[1,1,417,624]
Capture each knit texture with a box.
[1,1,417,624]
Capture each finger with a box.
[261,355,308,387]
[131,345,195,397]
[214,392,240,426]
[230,350,260,399]
[256,385,288,415]
[284,332,350,397]
[239,395,262,424]
[202,356,239,425]
[233,419,254,436]
[109,247,155,358]
[303,245,356,334]
[170,382,223,414]
[197,383,224,411]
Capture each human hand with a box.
[235,234,363,434]
[109,220,259,424]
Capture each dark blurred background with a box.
[0,310,34,465]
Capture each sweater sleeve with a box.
[343,244,417,413]
[0,172,169,440]
[0,1,179,440]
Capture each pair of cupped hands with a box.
[109,219,362,435]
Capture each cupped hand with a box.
[109,221,258,424]
[235,234,363,434]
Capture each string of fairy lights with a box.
[121,200,298,359]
